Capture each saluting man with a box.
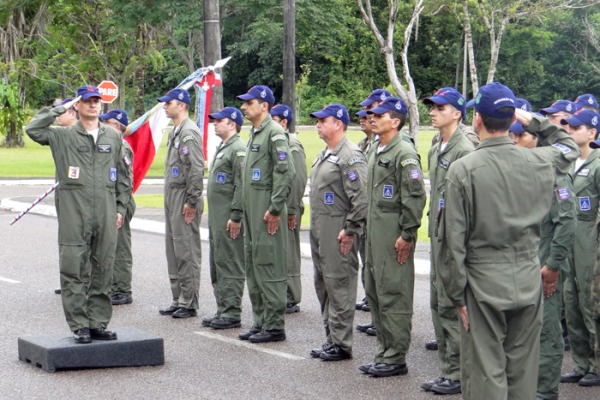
[25,85,132,344]
[158,88,205,319]
[202,107,247,330]
[237,86,295,343]
[308,104,367,361]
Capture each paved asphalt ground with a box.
[0,182,598,399]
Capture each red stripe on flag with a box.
[125,121,157,193]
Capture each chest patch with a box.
[216,172,226,184]
[579,196,591,211]
[438,158,450,170]
[383,185,394,199]
[327,155,339,164]
[378,158,391,168]
[97,144,112,153]
[172,166,179,178]
[324,192,334,205]
[68,166,80,180]
[251,144,260,152]
[557,187,570,201]
[439,198,444,210]
[109,168,117,182]
[252,168,261,181]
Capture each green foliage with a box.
[0,78,26,146]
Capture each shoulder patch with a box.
[271,134,287,142]
[552,143,571,154]
[348,157,366,165]
[236,151,246,157]
[557,187,571,201]
[182,135,195,143]
[401,158,419,167]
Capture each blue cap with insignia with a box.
[367,97,408,116]
[360,89,392,107]
[209,106,244,126]
[575,93,598,110]
[423,87,467,121]
[469,82,516,118]
[237,85,275,105]
[100,109,129,127]
[561,109,600,129]
[539,99,577,116]
[76,85,102,100]
[158,88,191,105]
[310,104,350,126]
[356,109,367,118]
[270,104,294,123]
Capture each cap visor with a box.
[465,99,475,109]
[367,105,389,115]
[158,95,171,103]
[590,140,600,149]
[359,98,375,107]
[208,112,226,120]
[423,96,450,106]
[237,93,254,101]
[562,117,584,127]
[99,113,110,120]
[81,93,101,100]
[310,110,331,119]
[509,121,525,134]
[539,107,559,115]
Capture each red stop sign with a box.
[98,80,119,103]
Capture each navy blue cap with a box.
[423,87,466,120]
[209,107,244,126]
[310,104,350,126]
[509,121,526,135]
[100,109,129,127]
[270,104,294,123]
[54,98,74,108]
[575,94,599,110]
[560,109,600,128]
[76,85,102,100]
[515,98,531,112]
[158,88,191,105]
[237,85,275,105]
[356,110,367,118]
[471,82,516,118]
[539,99,577,116]
[359,89,392,107]
[367,97,408,116]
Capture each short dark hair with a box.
[479,107,514,133]
[388,110,407,130]
[256,98,272,112]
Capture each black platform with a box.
[18,327,164,372]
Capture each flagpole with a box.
[9,182,59,225]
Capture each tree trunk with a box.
[204,0,223,113]
[282,0,296,133]
[486,17,508,84]
[462,0,479,96]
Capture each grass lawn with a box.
[3,127,436,240]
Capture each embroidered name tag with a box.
[251,144,260,152]
[378,158,390,168]
[578,169,590,176]
[438,158,450,170]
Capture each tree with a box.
[204,0,223,112]
[357,0,424,137]
[282,0,296,132]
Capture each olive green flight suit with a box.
[593,226,600,372]
[164,117,204,310]
[365,132,426,365]
[440,116,579,400]
[26,106,131,332]
[357,135,377,273]
[537,177,576,400]
[242,115,294,331]
[564,150,600,376]
[286,134,308,306]
[207,134,246,320]
[428,127,474,381]
[112,140,136,297]
[310,136,367,354]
